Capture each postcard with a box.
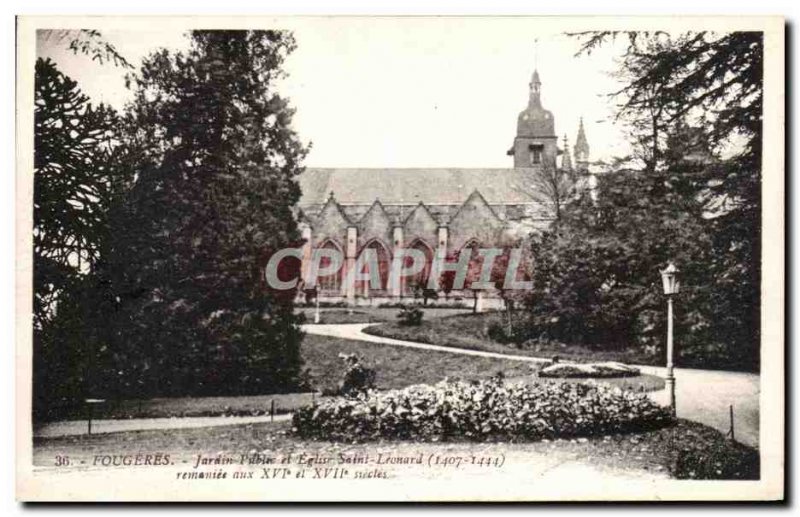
[16,15,784,501]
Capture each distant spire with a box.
[529,69,542,108]
[562,134,573,171]
[574,117,590,165]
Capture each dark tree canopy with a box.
[520,31,763,370]
[110,30,309,397]
[33,31,311,419]
[33,57,120,331]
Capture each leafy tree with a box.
[528,164,715,361]
[112,30,309,397]
[32,58,128,417]
[572,31,762,366]
[33,58,120,330]
[39,29,133,69]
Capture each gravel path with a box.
[303,323,760,447]
[34,414,293,438]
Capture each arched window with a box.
[316,239,343,295]
[404,239,434,296]
[357,239,391,296]
[461,239,483,292]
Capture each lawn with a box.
[301,334,664,394]
[32,418,758,480]
[364,311,664,366]
[48,333,663,421]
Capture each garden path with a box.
[34,414,292,439]
[302,323,760,447]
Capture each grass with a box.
[301,333,534,393]
[32,418,758,480]
[301,334,664,394]
[296,307,470,324]
[364,311,663,366]
[48,333,663,421]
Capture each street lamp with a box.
[314,285,321,324]
[660,262,680,415]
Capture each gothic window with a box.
[405,239,434,296]
[317,240,343,295]
[357,240,391,295]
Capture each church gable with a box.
[403,202,438,247]
[447,190,504,250]
[312,194,351,246]
[358,200,393,249]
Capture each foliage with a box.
[32,58,129,415]
[337,353,377,396]
[293,377,672,442]
[39,29,133,69]
[669,422,760,480]
[397,306,424,326]
[527,165,716,355]
[99,30,311,399]
[364,312,664,368]
[32,31,312,419]
[564,31,762,370]
[486,322,511,343]
[33,58,122,332]
[538,361,640,379]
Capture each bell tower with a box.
[508,69,558,169]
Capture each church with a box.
[295,69,592,308]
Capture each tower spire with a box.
[529,68,542,108]
[574,117,590,170]
[562,134,573,171]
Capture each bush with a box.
[487,322,510,343]
[539,361,640,379]
[397,306,424,326]
[338,353,376,396]
[486,322,527,344]
[292,377,672,442]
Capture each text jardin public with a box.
[264,246,532,291]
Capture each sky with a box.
[36,19,632,168]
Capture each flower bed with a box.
[292,378,672,442]
[539,361,640,379]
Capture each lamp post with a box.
[660,263,680,416]
[314,285,321,324]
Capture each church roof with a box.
[298,168,537,206]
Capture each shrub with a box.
[292,377,672,442]
[338,353,376,396]
[487,322,510,343]
[539,361,640,379]
[397,306,424,326]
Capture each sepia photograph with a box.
[14,15,784,502]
